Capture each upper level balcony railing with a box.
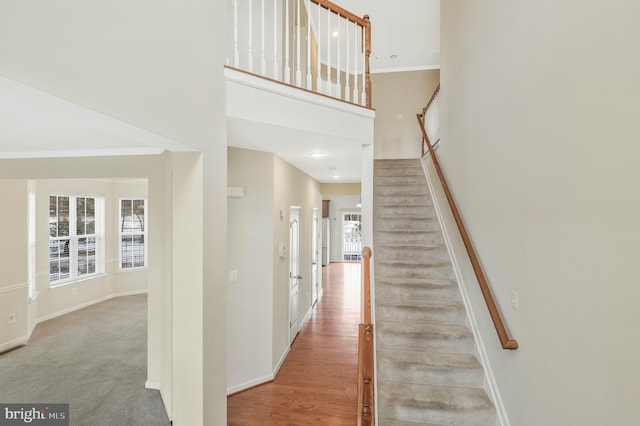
[227,0,372,108]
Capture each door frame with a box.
[288,206,301,345]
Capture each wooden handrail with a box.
[362,246,372,323]
[421,83,440,157]
[312,0,367,26]
[358,246,374,426]
[416,113,518,350]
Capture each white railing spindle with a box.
[273,0,279,79]
[306,0,312,89]
[345,19,350,102]
[361,26,366,106]
[295,0,302,86]
[234,0,239,68]
[285,0,291,83]
[316,2,322,93]
[336,14,341,98]
[248,0,254,72]
[261,0,266,75]
[353,21,358,103]
[326,7,331,96]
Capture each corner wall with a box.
[441,1,640,424]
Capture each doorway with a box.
[342,212,362,261]
[311,208,319,306]
[289,206,301,344]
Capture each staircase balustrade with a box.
[417,88,518,350]
[227,0,371,107]
[421,83,440,156]
[357,246,374,426]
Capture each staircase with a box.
[373,158,497,425]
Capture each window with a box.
[119,199,147,269]
[49,195,104,285]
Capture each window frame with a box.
[118,198,148,271]
[49,194,105,287]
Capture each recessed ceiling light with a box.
[332,31,339,37]
[310,152,326,158]
[333,175,340,179]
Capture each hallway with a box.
[227,262,361,425]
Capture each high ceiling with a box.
[0,1,440,182]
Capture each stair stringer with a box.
[420,153,510,426]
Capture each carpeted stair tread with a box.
[377,349,484,388]
[376,298,466,325]
[377,382,496,425]
[376,322,475,354]
[372,159,495,425]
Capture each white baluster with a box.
[248,0,254,72]
[316,2,322,92]
[261,0,266,75]
[295,0,301,86]
[326,7,331,95]
[273,0,279,79]
[361,25,366,106]
[306,0,312,89]
[285,0,291,83]
[234,0,239,68]
[345,18,350,102]
[336,14,341,99]
[353,21,358,103]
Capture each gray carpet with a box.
[0,294,170,426]
[373,159,496,425]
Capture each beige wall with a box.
[441,1,640,425]
[272,155,322,370]
[227,147,275,391]
[372,70,440,159]
[320,183,361,196]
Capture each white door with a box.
[289,207,301,343]
[311,208,319,305]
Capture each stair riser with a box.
[376,329,474,353]
[375,194,432,206]
[375,283,461,301]
[374,185,429,196]
[375,246,449,263]
[374,175,426,185]
[374,167,423,177]
[375,218,442,232]
[376,263,454,280]
[374,159,421,167]
[375,231,444,246]
[375,206,437,220]
[377,361,484,388]
[376,305,466,326]
[379,403,496,426]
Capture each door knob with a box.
[296,275,303,280]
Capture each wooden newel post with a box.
[363,15,372,108]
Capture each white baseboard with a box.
[301,306,313,328]
[37,289,148,324]
[0,335,28,354]
[421,156,510,426]
[145,380,161,390]
[226,345,291,395]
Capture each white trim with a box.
[225,67,375,119]
[145,381,161,390]
[0,282,28,294]
[0,336,28,355]
[48,273,106,290]
[420,156,510,426]
[226,345,291,395]
[370,64,441,74]
[37,289,148,323]
[0,147,168,160]
[301,305,313,328]
[28,290,40,303]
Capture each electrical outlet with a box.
[8,313,16,324]
[71,287,78,295]
[511,290,519,310]
[229,270,238,282]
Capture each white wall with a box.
[441,1,640,425]
[0,0,228,423]
[227,147,275,392]
[372,70,440,159]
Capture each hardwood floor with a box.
[227,262,361,425]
